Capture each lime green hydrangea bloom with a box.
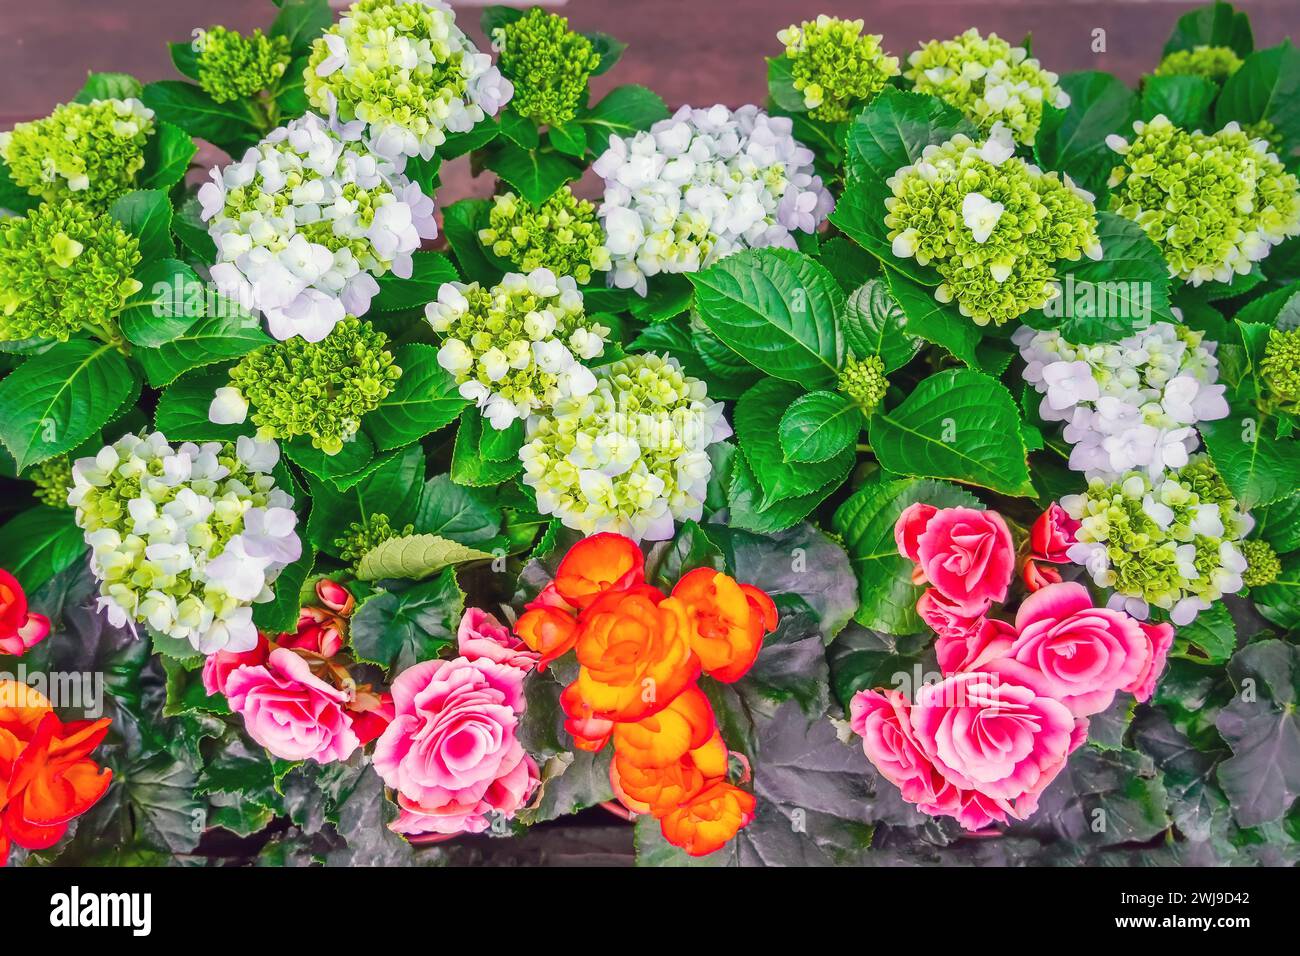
[305,0,509,163]
[1154,45,1243,81]
[492,7,599,127]
[1107,115,1300,285]
[1260,327,1300,410]
[28,455,73,509]
[838,354,888,412]
[0,98,153,208]
[519,353,731,541]
[0,200,142,343]
[196,26,291,103]
[777,15,900,123]
[884,127,1101,325]
[334,513,413,564]
[222,316,401,455]
[1241,539,1281,588]
[426,268,610,429]
[905,29,1068,146]
[478,188,611,284]
[1061,455,1252,625]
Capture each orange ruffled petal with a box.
[513,606,579,670]
[554,533,645,610]
[671,569,777,683]
[659,781,756,857]
[612,684,715,768]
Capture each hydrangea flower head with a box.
[519,353,731,541]
[305,0,511,164]
[196,25,292,103]
[777,15,900,122]
[1017,321,1230,479]
[334,513,413,565]
[198,112,437,342]
[1061,455,1252,625]
[215,315,402,454]
[1241,539,1281,588]
[905,28,1068,145]
[70,432,302,654]
[1107,115,1300,285]
[28,455,73,509]
[0,200,142,343]
[838,354,888,412]
[1260,327,1300,411]
[1153,45,1243,81]
[478,188,611,284]
[426,268,609,429]
[885,125,1101,325]
[593,104,833,296]
[0,98,154,208]
[492,7,599,127]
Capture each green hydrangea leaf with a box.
[767,55,807,112]
[119,258,203,348]
[1201,398,1300,509]
[134,311,270,388]
[578,84,670,140]
[270,0,333,57]
[1164,1,1254,58]
[843,278,920,371]
[251,545,316,635]
[1216,41,1300,153]
[283,430,376,485]
[140,121,196,191]
[584,32,627,77]
[1034,71,1139,197]
[153,366,253,442]
[548,122,587,158]
[369,250,458,312]
[1141,74,1218,129]
[362,343,466,451]
[736,378,854,507]
[778,390,861,464]
[451,409,523,486]
[349,570,464,672]
[869,368,1036,497]
[842,88,976,184]
[306,444,424,555]
[141,80,261,156]
[355,533,493,582]
[0,506,87,595]
[1251,552,1300,630]
[0,340,140,472]
[485,140,581,206]
[108,189,174,263]
[413,475,503,546]
[833,477,979,633]
[725,448,840,535]
[829,182,942,285]
[883,270,982,368]
[73,72,143,103]
[690,248,844,387]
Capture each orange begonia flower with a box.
[559,681,613,752]
[611,751,711,817]
[671,568,778,683]
[0,680,112,866]
[659,781,757,857]
[554,533,645,610]
[574,585,698,722]
[514,605,580,670]
[612,684,715,768]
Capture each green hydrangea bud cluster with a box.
[838,355,888,412]
[1107,115,1300,285]
[70,432,301,654]
[1153,45,1243,81]
[492,7,599,127]
[0,200,142,344]
[225,316,401,455]
[1241,539,1281,588]
[905,29,1069,145]
[426,269,610,429]
[196,26,291,103]
[1260,327,1300,410]
[776,15,900,123]
[0,98,154,208]
[334,513,413,564]
[1244,119,1284,153]
[478,188,611,284]
[885,129,1101,326]
[28,455,73,509]
[1060,455,1253,625]
[519,353,730,541]
[305,0,508,162]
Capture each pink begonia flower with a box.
[1030,503,1081,563]
[457,608,541,673]
[1126,620,1176,704]
[909,671,1082,810]
[202,633,271,696]
[895,505,1016,614]
[225,648,360,764]
[1021,558,1063,592]
[373,656,538,837]
[0,569,50,657]
[980,582,1152,718]
[933,614,1017,676]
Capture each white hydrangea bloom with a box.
[1016,321,1230,480]
[519,353,731,541]
[199,112,437,342]
[592,104,834,296]
[426,268,610,429]
[70,432,301,655]
[305,0,510,166]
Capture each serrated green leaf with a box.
[109,189,174,263]
[0,506,87,595]
[778,390,861,464]
[365,343,466,451]
[134,311,270,388]
[355,533,492,582]
[119,258,202,347]
[370,251,458,312]
[349,570,464,671]
[843,278,919,371]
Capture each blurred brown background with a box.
[1,0,1296,200]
